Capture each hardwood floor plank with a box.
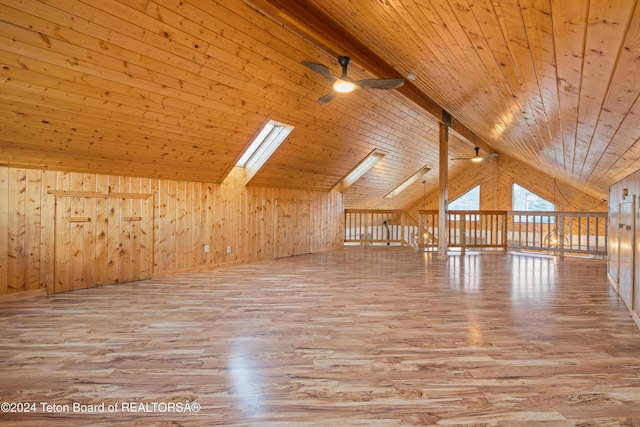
[0,247,639,426]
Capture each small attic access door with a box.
[52,191,153,294]
[274,199,311,259]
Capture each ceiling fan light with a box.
[333,80,355,93]
[471,156,483,163]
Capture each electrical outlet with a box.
[204,245,210,254]
[226,246,232,254]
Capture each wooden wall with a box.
[0,166,344,298]
[411,154,608,213]
[608,170,640,329]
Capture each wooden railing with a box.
[418,210,608,257]
[418,210,509,251]
[344,209,420,249]
[507,211,608,256]
[346,209,608,258]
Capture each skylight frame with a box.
[332,149,387,193]
[236,120,294,180]
[385,166,431,198]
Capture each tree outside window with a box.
[512,183,555,223]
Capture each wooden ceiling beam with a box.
[241,0,496,155]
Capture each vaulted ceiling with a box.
[1,0,639,209]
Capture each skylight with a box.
[332,149,387,193]
[237,120,294,178]
[385,166,431,198]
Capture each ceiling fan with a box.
[301,56,404,104]
[451,147,499,162]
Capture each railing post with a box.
[558,214,564,259]
[460,214,466,256]
[401,211,405,245]
[503,214,508,250]
[418,212,424,249]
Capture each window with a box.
[385,166,431,198]
[449,185,480,210]
[512,183,555,223]
[237,120,293,180]
[332,149,387,192]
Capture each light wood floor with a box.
[1,247,640,426]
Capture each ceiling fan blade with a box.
[301,61,337,84]
[303,57,404,103]
[451,149,499,160]
[453,148,479,161]
[318,91,338,104]
[356,78,405,90]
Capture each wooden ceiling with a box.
[1,0,639,209]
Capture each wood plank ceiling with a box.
[1,0,639,209]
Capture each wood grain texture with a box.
[1,0,637,211]
[0,167,8,294]
[0,247,639,425]
[0,166,344,297]
[608,167,640,326]
[410,154,608,217]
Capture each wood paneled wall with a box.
[0,166,344,297]
[410,154,608,214]
[608,169,640,329]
